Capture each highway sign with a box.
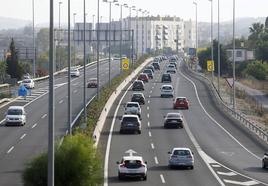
[122,58,129,70]
[207,60,215,72]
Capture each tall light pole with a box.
[97,0,100,99]
[115,3,123,73]
[48,0,55,185]
[124,4,133,66]
[145,11,150,54]
[232,0,236,110]
[141,10,145,56]
[103,0,118,86]
[217,0,221,95]
[92,14,95,61]
[73,13,76,65]
[58,1,62,70]
[83,0,87,123]
[193,2,198,59]
[32,0,36,78]
[67,0,72,134]
[208,0,214,83]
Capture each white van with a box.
[5,106,26,126]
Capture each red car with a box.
[173,97,189,109]
[138,73,149,83]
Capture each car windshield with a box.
[173,150,190,156]
[163,75,170,79]
[123,160,142,168]
[162,86,172,90]
[126,103,138,107]
[167,113,180,118]
[143,70,152,74]
[177,98,186,102]
[133,94,142,98]
[23,80,31,83]
[7,109,22,115]
[90,79,97,82]
[122,117,138,122]
[134,82,142,86]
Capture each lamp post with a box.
[145,11,150,54]
[193,2,198,58]
[92,14,95,61]
[83,0,87,122]
[103,0,118,86]
[32,0,36,78]
[217,0,221,95]
[73,13,76,65]
[124,4,133,67]
[115,3,123,73]
[141,10,145,56]
[208,0,214,83]
[232,0,236,110]
[97,0,100,99]
[58,1,62,70]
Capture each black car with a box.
[152,62,160,70]
[143,69,154,79]
[132,80,145,91]
[145,65,155,73]
[131,93,145,105]
[262,152,268,169]
[164,113,183,129]
[161,73,172,83]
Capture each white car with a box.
[117,156,147,180]
[5,106,26,126]
[124,102,141,118]
[21,79,35,89]
[70,68,80,77]
[160,84,174,97]
[168,147,194,169]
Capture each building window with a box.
[236,50,242,57]
[227,51,232,58]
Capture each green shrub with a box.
[22,134,102,186]
[243,61,268,80]
[0,92,12,99]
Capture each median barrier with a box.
[93,58,153,146]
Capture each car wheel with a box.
[190,166,194,170]
[119,130,123,134]
[138,130,141,134]
[118,174,124,180]
[143,175,147,181]
[262,161,266,169]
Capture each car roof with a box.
[89,78,97,80]
[132,93,144,96]
[134,80,143,82]
[122,156,143,161]
[126,102,139,105]
[176,97,186,99]
[172,147,191,151]
[161,84,173,88]
[8,106,24,110]
[122,115,140,119]
[167,112,181,117]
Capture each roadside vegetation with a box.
[22,54,150,185]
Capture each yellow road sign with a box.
[122,58,129,70]
[207,60,214,72]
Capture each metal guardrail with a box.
[186,64,268,144]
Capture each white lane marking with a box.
[104,84,133,186]
[147,113,150,118]
[59,100,64,104]
[160,174,166,184]
[147,106,149,110]
[0,119,5,125]
[148,122,150,127]
[73,90,78,94]
[223,180,259,186]
[41,114,47,119]
[148,131,152,137]
[179,68,262,160]
[32,123,37,128]
[150,90,152,94]
[154,156,159,164]
[217,171,237,176]
[148,100,150,104]
[211,164,221,168]
[20,133,27,140]
[7,146,14,154]
[152,86,154,89]
[151,143,155,149]
[149,95,151,98]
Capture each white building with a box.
[184,20,196,50]
[123,16,185,55]
[226,48,255,62]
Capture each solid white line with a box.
[20,133,27,140]
[160,174,166,183]
[211,164,221,168]
[223,180,259,186]
[104,84,133,186]
[41,114,47,119]
[151,143,155,149]
[7,146,14,154]
[217,171,237,176]
[154,156,159,164]
[32,123,37,128]
[59,100,64,104]
[0,119,5,125]
[148,131,152,137]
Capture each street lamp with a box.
[83,0,87,122]
[193,2,198,59]
[208,0,214,83]
[58,1,63,70]
[103,0,118,86]
[97,0,100,99]
[115,3,123,73]
[232,0,236,110]
[217,0,221,95]
[73,13,76,65]
[145,11,150,54]
[92,14,95,61]
[32,0,36,78]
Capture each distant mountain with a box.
[0,17,31,29]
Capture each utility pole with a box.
[232,0,236,110]
[83,0,87,123]
[32,0,36,78]
[217,0,221,95]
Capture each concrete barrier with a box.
[93,58,152,146]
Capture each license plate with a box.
[127,123,134,126]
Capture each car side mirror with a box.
[123,103,126,107]
[4,112,7,115]
[192,152,194,155]
[116,161,119,164]
[168,151,171,154]
[144,161,147,164]
[163,115,165,118]
[119,116,122,120]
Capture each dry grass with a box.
[240,78,268,94]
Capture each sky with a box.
[0,0,267,26]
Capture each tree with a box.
[0,61,7,83]
[265,16,268,32]
[248,22,265,49]
[36,28,49,52]
[6,38,22,79]
[198,40,231,75]
[243,61,268,80]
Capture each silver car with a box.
[160,85,174,97]
[168,147,194,169]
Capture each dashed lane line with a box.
[151,143,155,149]
[7,146,14,154]
[154,156,159,164]
[32,123,37,128]
[59,100,64,104]
[147,106,149,110]
[160,174,166,184]
[147,113,150,118]
[41,114,47,119]
[147,122,150,127]
[20,133,27,140]
[148,100,150,104]
[148,131,152,137]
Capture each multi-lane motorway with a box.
[0,59,121,185]
[104,58,268,186]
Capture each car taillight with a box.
[120,164,125,168]
[187,155,193,159]
[171,155,177,158]
[141,164,146,167]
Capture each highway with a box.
[0,59,121,186]
[104,59,268,186]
